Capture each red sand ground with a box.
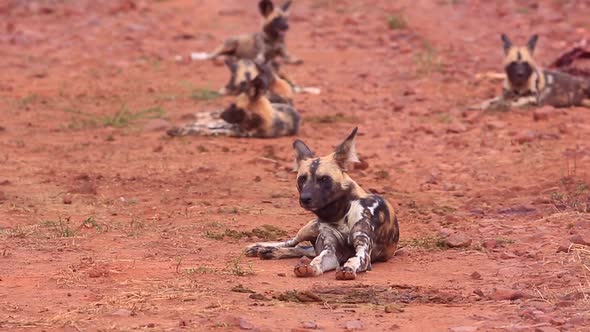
[1,0,590,331]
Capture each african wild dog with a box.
[167,71,300,138]
[245,128,400,280]
[220,59,321,103]
[220,59,294,104]
[191,0,302,65]
[479,34,590,110]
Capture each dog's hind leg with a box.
[245,220,319,259]
[335,221,373,281]
[293,226,347,277]
[191,39,238,61]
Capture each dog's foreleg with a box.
[279,46,303,65]
[510,95,538,108]
[293,226,343,277]
[336,221,373,280]
[245,220,319,259]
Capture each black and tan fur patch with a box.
[167,72,299,138]
[245,128,400,280]
[194,0,301,65]
[479,34,590,110]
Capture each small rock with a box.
[437,228,453,238]
[249,293,270,301]
[449,326,478,332]
[143,119,172,132]
[568,234,589,246]
[513,130,537,144]
[394,248,409,257]
[384,304,404,313]
[470,208,485,216]
[485,120,506,130]
[447,122,468,133]
[146,323,155,328]
[557,243,572,253]
[550,317,566,326]
[301,321,318,329]
[111,308,134,317]
[444,232,472,248]
[0,191,6,202]
[63,194,73,205]
[500,252,517,259]
[535,327,560,332]
[498,205,536,214]
[277,272,286,277]
[482,239,497,250]
[153,145,163,153]
[473,289,484,297]
[235,317,255,330]
[489,289,526,301]
[88,268,109,278]
[470,271,482,280]
[345,320,365,331]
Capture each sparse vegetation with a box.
[42,218,76,238]
[387,14,407,30]
[307,113,359,124]
[65,107,166,129]
[399,236,449,250]
[191,88,221,101]
[415,40,443,74]
[203,225,288,242]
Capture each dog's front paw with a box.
[257,247,280,260]
[245,243,263,257]
[293,257,320,277]
[335,266,357,280]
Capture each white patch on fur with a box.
[547,74,554,84]
[345,200,364,231]
[190,52,210,61]
[367,201,379,215]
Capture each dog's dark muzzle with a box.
[506,61,533,87]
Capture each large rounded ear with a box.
[333,127,359,170]
[527,34,539,54]
[259,0,274,17]
[293,139,315,170]
[281,0,292,12]
[247,75,268,100]
[501,33,512,55]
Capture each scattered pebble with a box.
[470,271,482,280]
[449,326,478,332]
[62,193,73,205]
[489,289,526,301]
[111,308,134,317]
[344,320,365,331]
[301,321,318,329]
[384,304,404,313]
[512,130,537,144]
[482,239,497,250]
[444,232,472,248]
[235,317,255,330]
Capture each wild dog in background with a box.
[167,71,300,138]
[191,0,302,65]
[221,59,321,101]
[245,128,400,280]
[479,34,590,110]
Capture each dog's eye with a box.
[297,175,307,188]
[319,176,331,184]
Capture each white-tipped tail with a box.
[190,52,210,61]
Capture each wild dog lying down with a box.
[167,73,300,138]
[245,128,400,280]
[220,59,321,101]
[191,0,302,65]
[478,34,590,111]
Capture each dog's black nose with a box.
[300,194,312,206]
